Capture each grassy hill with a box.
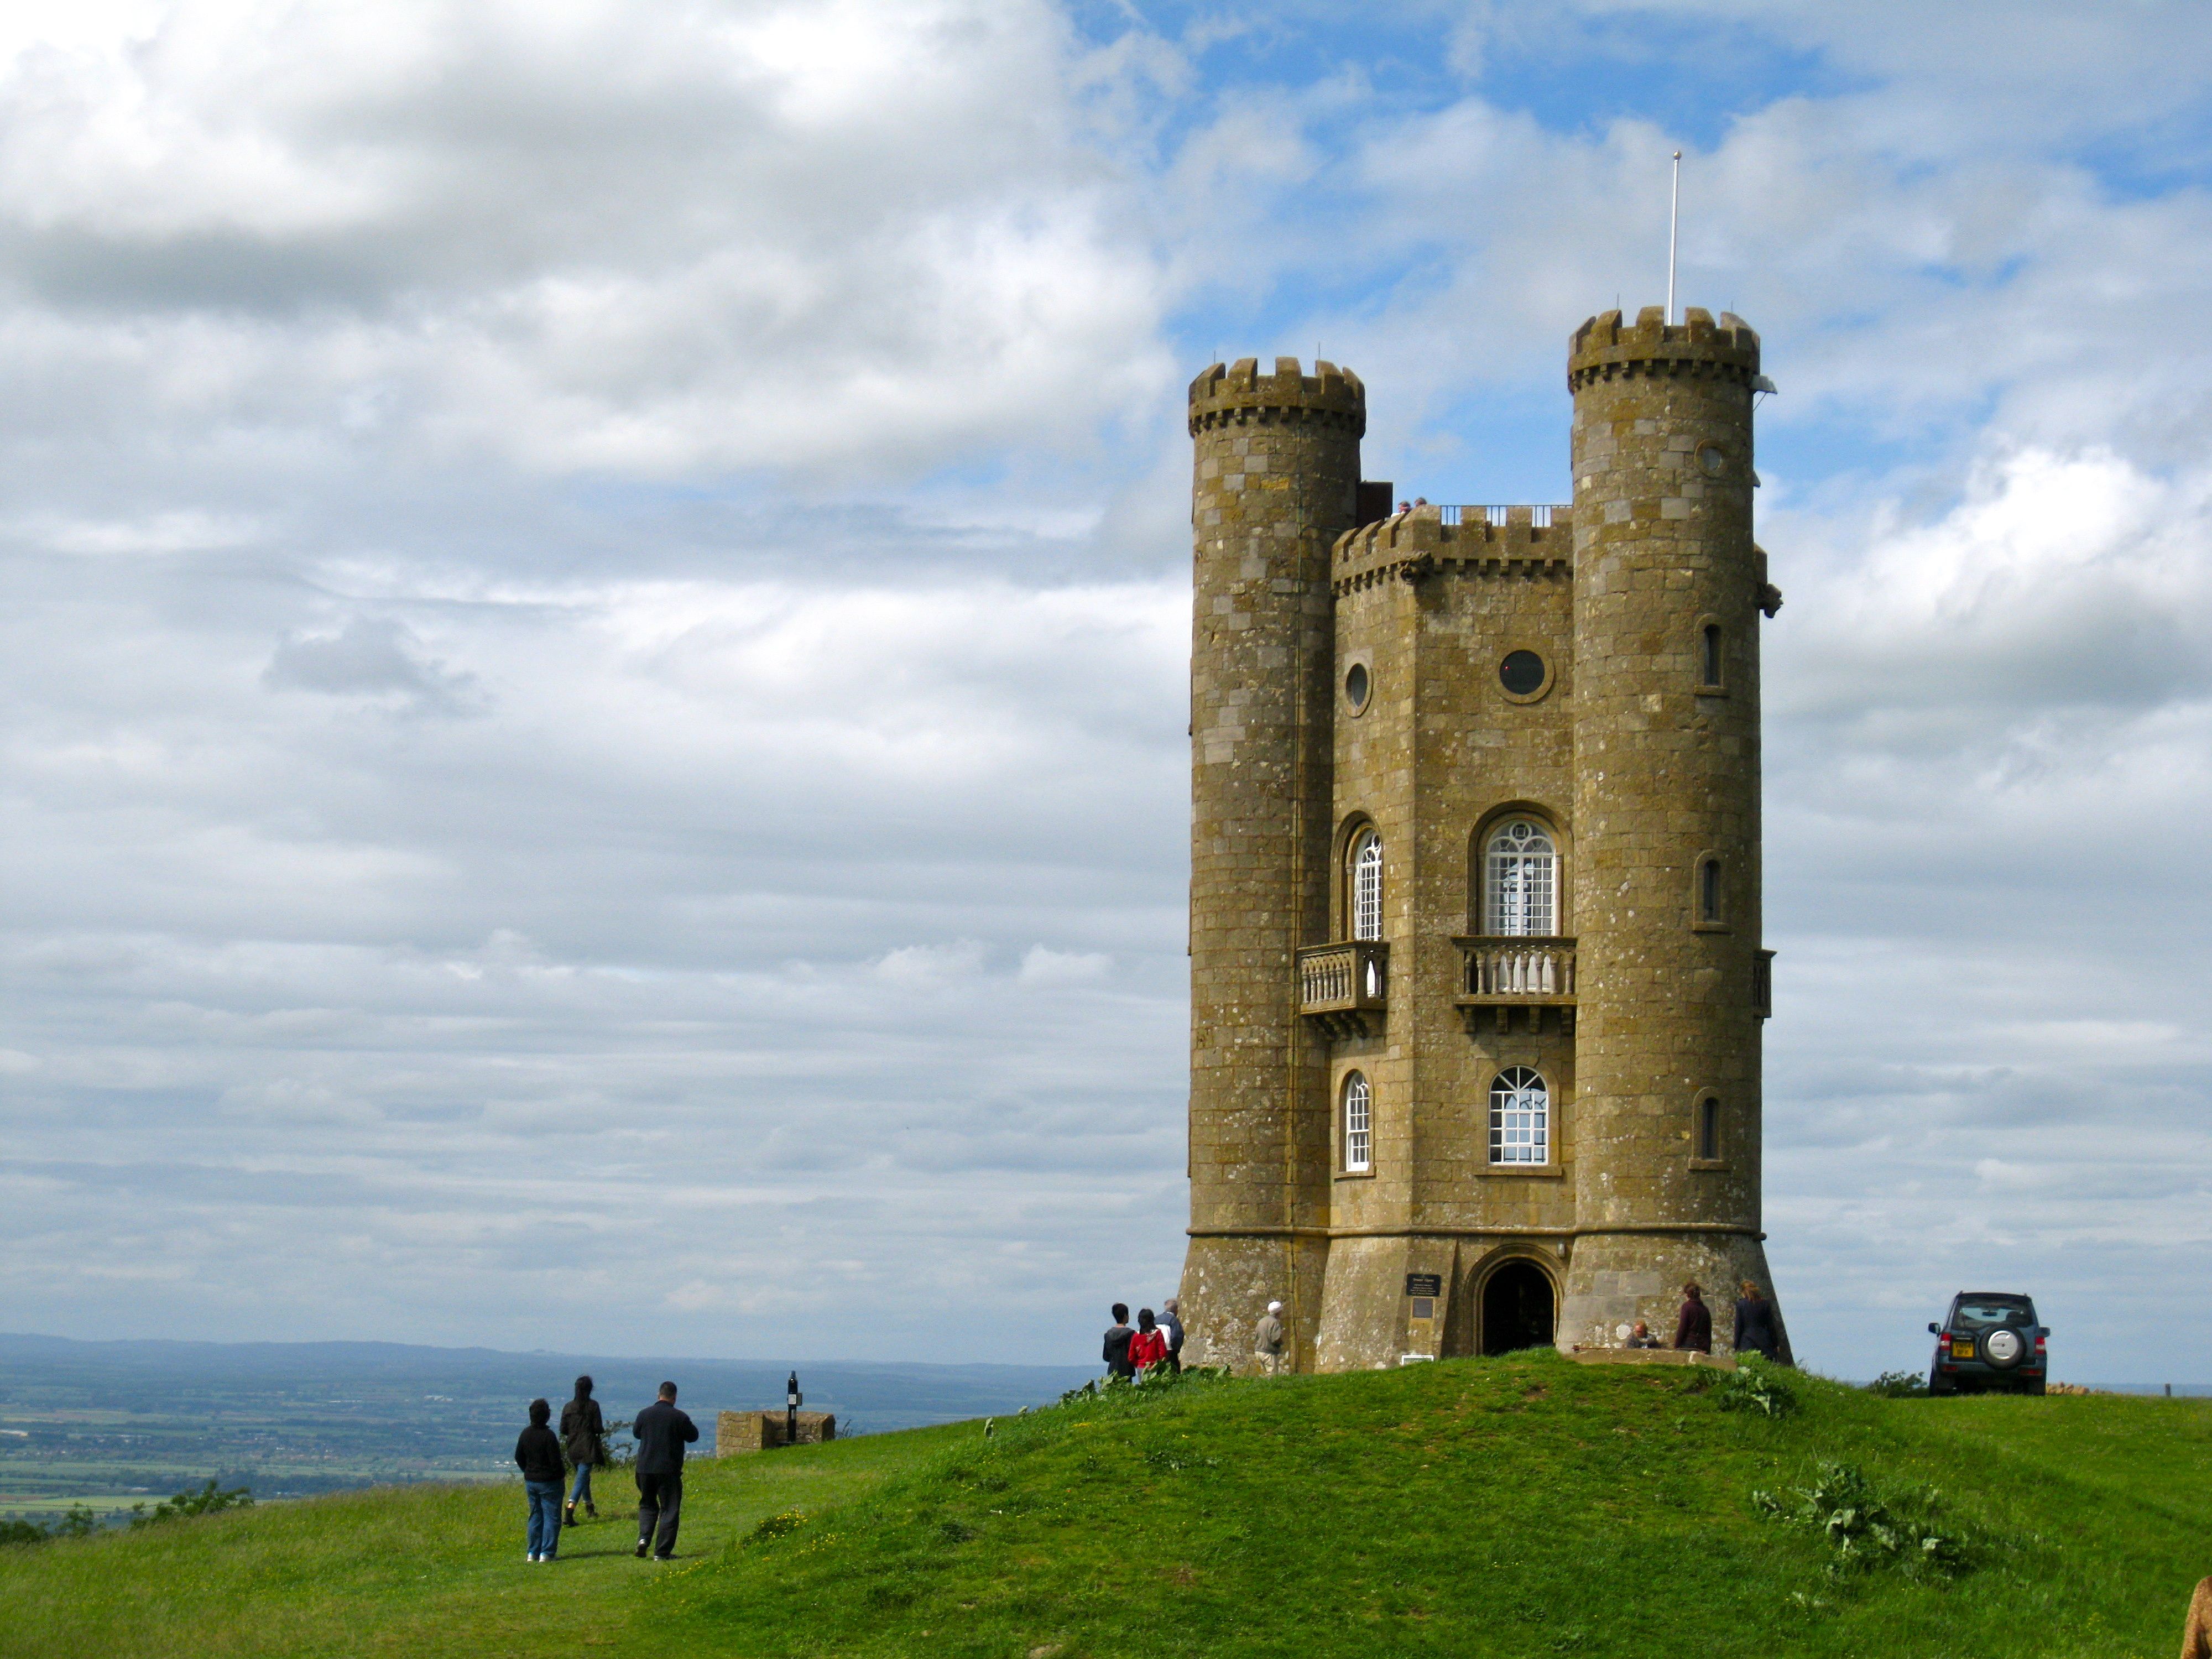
[2,1352,2207,1657]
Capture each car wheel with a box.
[2024,1378,2046,1397]
[1980,1326,2027,1371]
[1927,1364,1953,1396]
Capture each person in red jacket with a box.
[1128,1308,1168,1376]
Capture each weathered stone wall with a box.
[1179,358,1363,1370]
[1558,306,1786,1355]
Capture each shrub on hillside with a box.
[1688,1355,1798,1417]
[0,1505,101,1547]
[129,1480,253,1528]
[1752,1462,1968,1579]
[1867,1371,1930,1397]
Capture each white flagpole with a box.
[1667,150,1682,324]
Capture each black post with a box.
[786,1371,801,1446]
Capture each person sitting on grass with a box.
[514,1398,565,1563]
[1128,1308,1168,1378]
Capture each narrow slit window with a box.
[1351,830,1384,941]
[1699,858,1722,923]
[1698,1097,1720,1161]
[1484,820,1556,936]
[1701,623,1723,687]
[1489,1067,1548,1165]
[1343,1072,1371,1172]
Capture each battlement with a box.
[1331,502,1573,592]
[1567,306,1760,391]
[1190,356,1366,436]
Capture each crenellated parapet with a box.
[1331,503,1573,593]
[1189,356,1366,437]
[1567,306,1760,393]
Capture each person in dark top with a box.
[514,1398,566,1563]
[1673,1282,1713,1354]
[1159,1297,1185,1374]
[1102,1303,1136,1379]
[1733,1279,1781,1362]
[560,1375,605,1527]
[631,1380,698,1561]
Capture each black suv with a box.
[1927,1292,2048,1396]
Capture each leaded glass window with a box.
[1351,830,1384,941]
[1343,1072,1371,1172]
[1485,820,1556,936]
[1489,1067,1549,1165]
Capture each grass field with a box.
[3,1353,2208,1657]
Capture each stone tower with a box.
[1181,357,1366,1372]
[1176,310,1788,1372]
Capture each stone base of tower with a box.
[1176,1233,1329,1373]
[1556,1231,1791,1363]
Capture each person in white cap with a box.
[1254,1301,1286,1375]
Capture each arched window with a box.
[1700,623,1723,687]
[1350,829,1384,941]
[1342,1072,1371,1172]
[1489,1067,1548,1165]
[1697,1095,1721,1161]
[1484,820,1556,936]
[1699,857,1722,924]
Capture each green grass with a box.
[4,1357,2209,1656]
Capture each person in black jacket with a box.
[631,1380,698,1560]
[514,1398,566,1562]
[1733,1279,1782,1363]
[1102,1303,1135,1379]
[559,1375,604,1527]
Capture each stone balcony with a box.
[1455,936,1576,1034]
[1297,940,1388,1040]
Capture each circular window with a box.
[1499,650,1546,697]
[1344,661,1370,712]
[1695,442,1727,478]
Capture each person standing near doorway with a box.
[560,1375,605,1527]
[632,1380,698,1561]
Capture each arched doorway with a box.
[1481,1260,1556,1355]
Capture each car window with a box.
[1952,1299,2035,1329]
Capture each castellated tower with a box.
[1181,357,1366,1373]
[1176,310,1788,1372]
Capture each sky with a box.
[3,0,2210,1380]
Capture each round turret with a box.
[1180,356,1364,1371]
[1557,305,1787,1357]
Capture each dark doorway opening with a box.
[1481,1260,1556,1355]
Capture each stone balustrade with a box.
[1296,940,1388,1039]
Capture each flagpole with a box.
[1667,150,1681,324]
